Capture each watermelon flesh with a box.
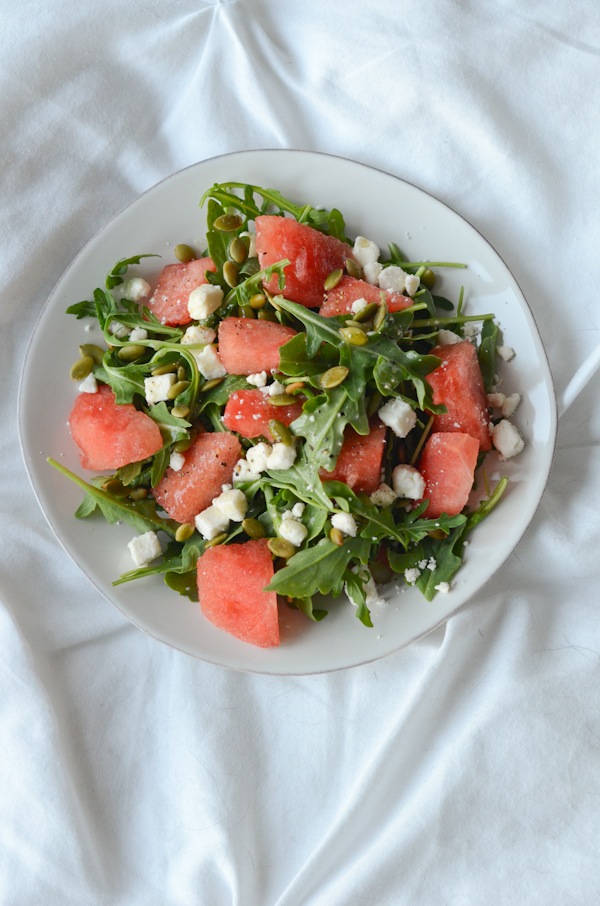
[68,384,163,471]
[146,257,216,326]
[320,420,387,495]
[320,275,413,317]
[196,538,279,648]
[419,432,479,517]
[217,317,297,375]
[153,431,241,524]
[222,389,303,441]
[427,340,492,451]
[255,215,353,308]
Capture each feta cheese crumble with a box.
[352,236,380,266]
[266,443,296,470]
[127,531,162,567]
[279,515,307,547]
[437,328,463,345]
[404,273,420,296]
[491,419,525,459]
[212,488,248,522]
[180,324,216,346]
[404,567,421,584]
[123,277,151,302]
[378,265,407,294]
[331,512,358,537]
[246,442,272,473]
[233,459,261,483]
[144,372,176,404]
[350,297,369,315]
[246,371,268,387]
[128,327,148,342]
[497,345,516,362]
[169,451,185,472]
[363,261,383,285]
[78,373,98,394]
[370,483,397,507]
[195,345,227,380]
[108,320,130,339]
[378,398,417,438]
[392,464,426,500]
[187,283,223,320]
[194,505,230,541]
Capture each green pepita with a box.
[200,377,224,392]
[173,434,194,453]
[205,532,229,548]
[249,293,267,310]
[257,307,277,321]
[319,365,349,389]
[151,362,179,376]
[329,527,344,546]
[238,304,256,319]
[174,243,197,263]
[167,380,190,400]
[171,405,190,419]
[343,319,367,331]
[79,343,105,364]
[339,326,369,346]
[128,487,149,501]
[223,260,239,288]
[419,267,435,290]
[175,523,195,542]
[118,344,146,362]
[352,301,379,323]
[324,267,343,291]
[228,236,248,264]
[176,365,187,382]
[268,419,293,445]
[269,393,295,407]
[213,213,243,232]
[373,303,387,331]
[70,355,94,381]
[102,478,128,497]
[242,517,265,539]
[268,537,296,559]
[345,257,363,279]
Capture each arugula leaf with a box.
[478,318,499,391]
[146,402,190,444]
[105,254,159,290]
[266,535,371,599]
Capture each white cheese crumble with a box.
[350,297,369,314]
[497,345,516,362]
[144,372,176,404]
[491,419,525,459]
[378,265,407,294]
[363,261,383,285]
[78,373,98,394]
[129,327,148,342]
[364,574,387,608]
[180,324,216,346]
[370,483,397,507]
[352,236,380,266]
[246,371,268,387]
[463,322,480,338]
[195,345,226,380]
[108,320,130,339]
[378,397,417,437]
[187,283,223,320]
[212,488,248,522]
[392,464,426,500]
[169,451,185,472]
[259,379,286,397]
[404,567,421,584]
[279,516,307,547]
[502,392,521,418]
[194,505,230,540]
[404,273,420,296]
[331,512,358,537]
[233,459,261,483]
[266,443,297,470]
[434,581,451,594]
[246,442,272,473]
[437,328,463,345]
[291,502,305,518]
[123,277,151,302]
[127,531,162,567]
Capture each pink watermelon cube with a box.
[255,215,354,308]
[68,384,163,471]
[147,257,216,326]
[153,431,242,524]
[427,341,492,451]
[217,317,297,375]
[320,420,387,495]
[222,389,303,441]
[418,431,479,517]
[320,275,413,317]
[196,538,280,648]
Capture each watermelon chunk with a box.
[196,538,279,648]
[427,341,492,451]
[222,389,303,441]
[146,257,216,326]
[68,384,163,471]
[419,432,479,517]
[153,431,241,523]
[320,275,413,317]
[217,317,297,375]
[255,215,353,308]
[320,420,387,495]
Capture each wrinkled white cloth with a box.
[3,1,600,903]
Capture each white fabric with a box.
[3,1,600,902]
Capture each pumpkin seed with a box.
[200,377,224,392]
[249,293,267,310]
[319,365,349,389]
[228,237,248,264]
[167,380,190,400]
[285,380,305,394]
[269,393,295,407]
[324,267,343,291]
[79,343,105,364]
[102,478,128,497]
[339,326,369,346]
[428,528,447,540]
[345,257,363,279]
[205,532,228,548]
[268,419,293,445]
[257,307,277,321]
[373,303,387,331]
[267,537,296,559]
[171,405,190,419]
[223,260,239,288]
[70,355,94,380]
[129,487,148,501]
[420,267,435,290]
[175,523,195,542]
[174,243,196,263]
[238,304,256,319]
[329,527,344,546]
[177,364,187,382]
[173,434,194,453]
[151,362,178,376]
[352,302,379,323]
[343,319,367,331]
[118,344,146,362]
[242,517,265,539]
[213,213,243,232]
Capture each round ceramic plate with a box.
[19,149,557,674]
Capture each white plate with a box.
[18,150,557,674]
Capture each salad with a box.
[49,181,525,648]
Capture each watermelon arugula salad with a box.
[49,181,525,649]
